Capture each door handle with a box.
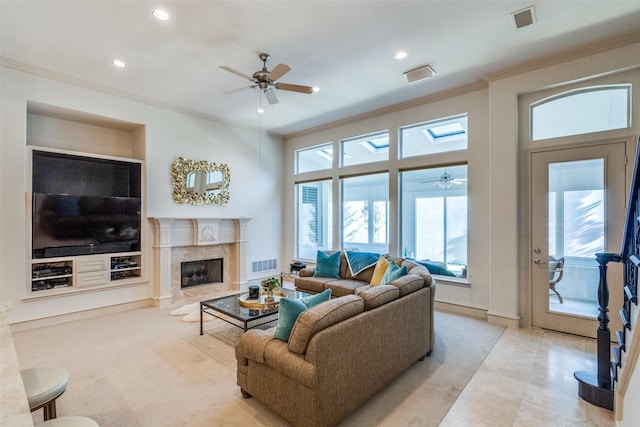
[533,248,541,254]
[533,259,547,265]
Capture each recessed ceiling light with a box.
[112,59,126,68]
[257,107,264,114]
[312,87,320,93]
[395,51,408,60]
[152,9,170,21]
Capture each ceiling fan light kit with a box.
[220,53,315,105]
[404,64,435,83]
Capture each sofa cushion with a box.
[355,285,399,310]
[314,250,340,278]
[404,263,433,287]
[295,276,335,293]
[370,256,390,286]
[389,274,425,297]
[381,262,407,285]
[326,279,368,297]
[288,295,365,354]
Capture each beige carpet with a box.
[12,305,504,426]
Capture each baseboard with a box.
[9,299,154,332]
[486,311,520,328]
[435,301,488,320]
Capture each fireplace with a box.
[180,258,223,288]
[150,217,251,308]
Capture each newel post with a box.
[573,252,620,410]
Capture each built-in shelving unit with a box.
[110,254,142,281]
[31,252,143,294]
[31,259,73,291]
[26,103,146,299]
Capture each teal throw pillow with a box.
[381,261,408,285]
[274,289,333,342]
[274,298,308,342]
[314,250,340,278]
[300,288,332,308]
[414,259,457,277]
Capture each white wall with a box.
[0,66,284,324]
[283,40,640,328]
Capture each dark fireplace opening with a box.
[181,258,223,289]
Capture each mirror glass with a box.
[171,157,230,205]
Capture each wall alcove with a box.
[26,102,147,297]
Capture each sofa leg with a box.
[419,350,433,361]
[240,388,252,398]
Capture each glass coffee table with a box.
[200,287,307,334]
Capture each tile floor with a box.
[438,324,614,426]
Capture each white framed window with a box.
[296,142,333,174]
[530,85,631,141]
[296,180,332,260]
[400,114,468,158]
[341,173,389,252]
[400,165,468,277]
[341,131,389,167]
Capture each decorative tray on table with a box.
[238,290,288,310]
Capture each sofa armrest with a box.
[299,267,316,277]
[236,328,277,364]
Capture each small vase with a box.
[264,287,275,302]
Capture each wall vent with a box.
[512,6,536,29]
[252,259,278,273]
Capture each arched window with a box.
[530,85,630,141]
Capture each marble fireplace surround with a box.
[150,218,251,307]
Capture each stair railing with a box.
[574,134,639,410]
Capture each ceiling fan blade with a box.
[219,65,254,81]
[223,85,256,94]
[275,83,314,94]
[263,88,279,105]
[268,63,291,81]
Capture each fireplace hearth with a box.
[181,258,223,289]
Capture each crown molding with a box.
[284,80,488,139]
[484,30,640,83]
[0,57,283,138]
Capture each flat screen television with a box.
[32,193,141,259]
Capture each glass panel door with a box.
[531,143,625,338]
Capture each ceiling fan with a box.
[219,53,314,105]
[421,169,468,189]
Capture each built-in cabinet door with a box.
[531,142,626,338]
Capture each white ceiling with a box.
[2,1,640,136]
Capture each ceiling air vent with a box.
[404,65,436,84]
[512,6,536,29]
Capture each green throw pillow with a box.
[274,298,308,341]
[300,288,332,308]
[314,250,340,278]
[380,261,407,285]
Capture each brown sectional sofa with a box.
[294,251,434,297]
[235,252,435,427]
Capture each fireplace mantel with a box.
[149,217,251,307]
